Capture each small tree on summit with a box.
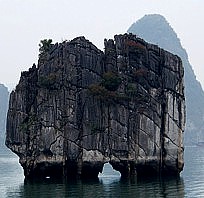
[39,39,53,55]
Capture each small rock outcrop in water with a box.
[6,34,185,179]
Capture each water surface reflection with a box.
[7,175,184,198]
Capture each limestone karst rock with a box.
[6,34,185,179]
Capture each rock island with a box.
[6,34,185,179]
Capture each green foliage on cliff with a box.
[88,83,129,104]
[88,71,123,103]
[101,72,122,91]
[88,70,147,104]
[39,39,53,55]
[89,84,129,104]
[88,84,107,96]
[38,73,57,89]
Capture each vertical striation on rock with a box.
[6,34,185,179]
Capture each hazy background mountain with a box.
[128,14,204,145]
[0,83,9,152]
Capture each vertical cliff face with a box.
[6,34,185,179]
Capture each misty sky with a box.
[1,0,204,90]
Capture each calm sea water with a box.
[0,146,203,198]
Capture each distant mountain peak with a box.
[128,14,185,59]
[128,14,175,39]
[139,14,168,22]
